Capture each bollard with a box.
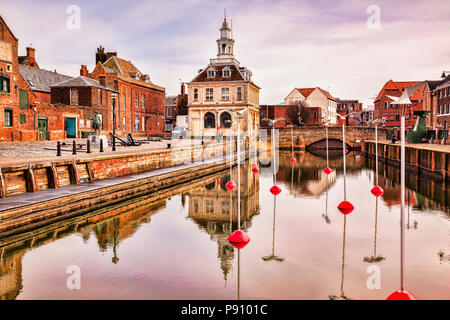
[87,139,91,153]
[72,140,77,155]
[112,135,116,152]
[167,143,171,149]
[100,139,104,152]
[57,141,62,156]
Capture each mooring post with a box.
[112,135,116,152]
[87,139,91,153]
[57,141,62,156]
[100,139,104,152]
[72,140,77,155]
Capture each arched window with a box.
[222,44,226,53]
[220,112,232,128]
[204,112,215,128]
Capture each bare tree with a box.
[286,100,310,126]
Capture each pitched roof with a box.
[191,64,246,83]
[295,87,337,101]
[0,15,18,41]
[165,95,177,106]
[51,76,116,91]
[102,56,164,91]
[374,80,422,102]
[19,65,72,93]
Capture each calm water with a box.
[1,151,449,300]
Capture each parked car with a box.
[171,126,188,139]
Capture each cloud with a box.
[2,0,449,107]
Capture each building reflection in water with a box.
[0,199,166,300]
[187,161,260,287]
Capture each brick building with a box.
[284,87,337,125]
[373,80,426,128]
[0,15,37,142]
[88,46,165,137]
[336,99,362,126]
[435,79,450,129]
[259,103,322,127]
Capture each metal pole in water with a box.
[400,115,405,292]
[375,125,378,185]
[237,121,241,231]
[272,126,276,185]
[342,124,346,200]
[326,126,329,169]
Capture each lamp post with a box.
[111,92,118,151]
[228,110,251,249]
[384,83,424,300]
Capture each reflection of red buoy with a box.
[338,200,354,215]
[323,167,332,175]
[270,185,282,196]
[225,180,236,191]
[371,185,384,197]
[290,157,296,163]
[252,166,260,174]
[345,149,349,154]
[386,290,417,300]
[228,230,250,249]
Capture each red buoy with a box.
[371,185,384,197]
[228,230,251,249]
[386,290,417,300]
[252,166,260,174]
[225,180,236,191]
[345,149,349,154]
[270,185,282,196]
[290,157,296,163]
[323,167,332,175]
[338,200,354,215]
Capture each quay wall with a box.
[362,141,450,182]
[0,139,245,198]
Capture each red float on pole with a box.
[386,290,417,300]
[338,200,354,215]
[225,180,236,191]
[252,166,260,174]
[371,185,384,197]
[323,167,332,175]
[290,157,296,163]
[228,230,251,249]
[270,185,282,196]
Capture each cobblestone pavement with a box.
[0,137,214,167]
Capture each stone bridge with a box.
[263,126,389,150]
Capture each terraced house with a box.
[88,46,165,137]
[187,17,260,138]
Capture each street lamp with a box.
[111,92,118,151]
[384,82,424,300]
[228,109,251,249]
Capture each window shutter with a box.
[19,89,28,109]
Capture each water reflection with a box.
[187,161,259,287]
[0,149,449,299]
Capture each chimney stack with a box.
[181,82,185,96]
[80,65,88,77]
[96,45,107,65]
[25,47,39,68]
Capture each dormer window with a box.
[207,68,216,78]
[222,67,231,78]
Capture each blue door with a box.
[65,117,76,138]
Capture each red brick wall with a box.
[90,66,165,137]
[0,17,37,142]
